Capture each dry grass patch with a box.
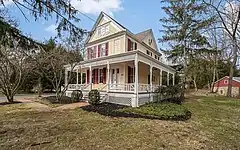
[0,96,239,149]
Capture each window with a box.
[88,47,96,60]
[117,68,119,74]
[99,69,103,83]
[149,39,153,45]
[127,39,137,51]
[147,50,150,55]
[100,44,106,56]
[224,80,228,84]
[155,55,157,59]
[98,42,108,57]
[98,24,110,37]
[128,66,135,83]
[90,48,95,59]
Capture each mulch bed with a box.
[81,102,191,121]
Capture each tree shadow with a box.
[0,101,22,106]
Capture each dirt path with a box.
[17,98,88,112]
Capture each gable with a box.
[87,12,125,44]
[135,29,159,51]
[214,76,240,87]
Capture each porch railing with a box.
[68,84,90,91]
[138,84,151,92]
[68,83,162,93]
[109,83,134,92]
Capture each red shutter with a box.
[94,69,98,84]
[127,39,131,51]
[98,45,101,57]
[103,68,106,84]
[87,70,89,84]
[106,42,108,56]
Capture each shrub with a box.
[154,85,183,104]
[88,89,100,105]
[71,90,83,102]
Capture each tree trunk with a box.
[211,67,216,93]
[37,77,42,97]
[227,39,238,97]
[193,77,198,92]
[7,95,14,103]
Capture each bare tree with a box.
[0,41,35,102]
[34,41,83,102]
[203,0,240,97]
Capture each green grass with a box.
[118,102,191,120]
[0,96,239,149]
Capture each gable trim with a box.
[214,76,240,84]
[85,12,126,44]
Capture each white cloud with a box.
[45,24,58,34]
[71,0,123,16]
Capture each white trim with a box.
[214,76,240,84]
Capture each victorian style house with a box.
[65,12,175,107]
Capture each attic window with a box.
[148,39,153,45]
[98,24,110,37]
[147,50,150,55]
[224,80,228,84]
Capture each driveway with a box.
[0,93,55,103]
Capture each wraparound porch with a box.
[65,50,175,107]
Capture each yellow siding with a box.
[142,35,158,50]
[138,62,149,84]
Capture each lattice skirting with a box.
[108,96,132,106]
[138,95,151,106]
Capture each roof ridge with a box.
[135,29,152,35]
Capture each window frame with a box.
[224,80,228,84]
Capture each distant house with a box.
[213,76,240,97]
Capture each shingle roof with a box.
[135,29,152,41]
[233,77,240,82]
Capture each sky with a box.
[4,0,167,49]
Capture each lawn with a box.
[0,96,239,149]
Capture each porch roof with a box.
[65,50,175,73]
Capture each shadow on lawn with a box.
[81,102,191,121]
[0,101,22,106]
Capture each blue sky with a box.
[6,0,167,48]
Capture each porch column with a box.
[76,68,79,84]
[167,72,170,86]
[65,68,68,87]
[173,73,175,85]
[133,54,139,107]
[150,65,153,92]
[160,70,162,86]
[80,68,83,85]
[89,66,92,90]
[107,61,110,92]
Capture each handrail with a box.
[109,83,134,91]
[99,84,108,92]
